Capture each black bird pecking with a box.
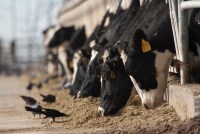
[20,95,37,106]
[40,94,56,103]
[25,106,67,123]
[26,81,34,91]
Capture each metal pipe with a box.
[168,0,180,59]
[181,1,200,10]
[178,0,190,84]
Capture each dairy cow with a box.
[98,47,134,116]
[77,0,140,98]
[44,25,87,87]
[70,48,91,96]
[64,26,87,88]
[44,25,75,84]
[70,10,113,97]
[112,0,176,109]
[114,2,200,109]
[77,46,104,98]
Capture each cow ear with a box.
[110,71,116,79]
[141,39,151,53]
[133,29,151,53]
[43,29,48,35]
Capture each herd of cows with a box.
[40,0,200,116]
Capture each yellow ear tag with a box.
[69,61,73,68]
[141,39,151,53]
[82,58,89,64]
[111,71,116,79]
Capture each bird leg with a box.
[39,114,41,119]
[52,117,55,122]
[41,116,47,124]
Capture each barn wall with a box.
[57,0,132,37]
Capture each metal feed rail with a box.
[168,0,200,84]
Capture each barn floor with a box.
[0,73,200,134]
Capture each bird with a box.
[26,81,34,91]
[40,94,56,103]
[36,82,42,89]
[20,95,37,106]
[30,102,43,118]
[21,95,42,118]
[25,106,67,123]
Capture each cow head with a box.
[77,49,103,98]
[116,29,174,109]
[70,48,91,97]
[43,25,75,48]
[77,35,108,98]
[98,47,134,116]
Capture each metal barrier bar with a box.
[168,0,180,59]
[178,0,190,84]
[181,1,200,10]
[168,0,193,84]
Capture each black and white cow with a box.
[111,0,176,109]
[76,0,140,98]
[114,2,200,109]
[70,48,91,96]
[69,10,112,97]
[44,25,75,48]
[43,26,67,78]
[98,47,134,116]
[63,26,87,88]
[44,25,87,88]
[43,25,75,84]
[77,45,104,98]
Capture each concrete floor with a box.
[0,75,67,133]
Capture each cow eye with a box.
[113,62,115,66]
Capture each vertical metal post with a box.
[178,0,190,84]
[0,40,2,72]
[169,0,180,59]
[11,0,16,40]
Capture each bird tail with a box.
[25,106,46,115]
[20,95,26,100]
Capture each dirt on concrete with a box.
[0,73,200,134]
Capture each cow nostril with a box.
[73,95,77,99]
[98,107,105,116]
[77,91,81,98]
[144,104,150,110]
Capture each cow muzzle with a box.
[142,98,163,109]
[98,106,105,116]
